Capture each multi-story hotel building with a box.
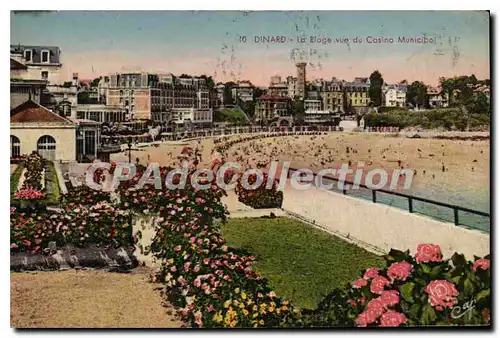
[231,80,255,103]
[321,78,345,112]
[106,73,157,121]
[255,94,289,122]
[344,78,371,111]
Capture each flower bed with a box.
[10,155,26,164]
[235,172,283,209]
[301,244,491,327]
[10,201,133,253]
[14,153,45,204]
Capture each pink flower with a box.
[193,265,200,273]
[355,309,379,327]
[379,310,407,327]
[370,276,390,295]
[363,267,379,279]
[352,278,368,288]
[387,261,413,282]
[184,262,191,272]
[425,280,458,311]
[415,244,443,263]
[472,258,490,271]
[380,290,400,307]
[11,243,18,249]
[367,298,386,317]
[194,279,201,288]
[207,304,214,312]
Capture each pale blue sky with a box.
[10,11,490,86]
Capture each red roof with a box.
[11,100,74,125]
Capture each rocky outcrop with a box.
[11,244,138,272]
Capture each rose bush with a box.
[21,153,44,191]
[10,201,133,253]
[301,244,491,327]
[235,172,284,209]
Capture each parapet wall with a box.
[282,182,489,260]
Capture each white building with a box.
[304,99,322,111]
[427,86,449,109]
[170,108,213,127]
[231,81,254,102]
[304,110,339,124]
[11,100,100,162]
[383,84,407,108]
[76,104,128,123]
[10,45,62,85]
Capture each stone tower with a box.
[296,62,307,99]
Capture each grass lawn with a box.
[10,161,60,207]
[220,217,385,309]
[10,164,24,202]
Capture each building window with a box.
[37,135,56,160]
[41,50,50,63]
[10,135,20,158]
[24,50,32,62]
[41,71,48,80]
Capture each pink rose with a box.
[379,310,407,327]
[425,280,458,311]
[415,244,443,263]
[194,279,201,287]
[370,276,390,295]
[472,258,490,271]
[380,290,400,307]
[352,278,368,288]
[355,310,378,327]
[363,267,379,279]
[387,261,413,282]
[367,298,386,317]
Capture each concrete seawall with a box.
[282,181,489,260]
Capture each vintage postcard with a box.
[10,10,490,329]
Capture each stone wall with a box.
[282,181,489,260]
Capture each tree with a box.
[369,70,384,107]
[289,99,305,120]
[200,75,215,93]
[242,100,255,118]
[253,87,266,100]
[407,81,428,108]
[342,91,351,114]
[91,77,102,88]
[439,77,456,106]
[77,91,91,104]
[439,75,485,130]
[223,82,236,105]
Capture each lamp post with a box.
[127,136,132,163]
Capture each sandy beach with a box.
[111,132,490,212]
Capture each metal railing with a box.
[288,168,490,232]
